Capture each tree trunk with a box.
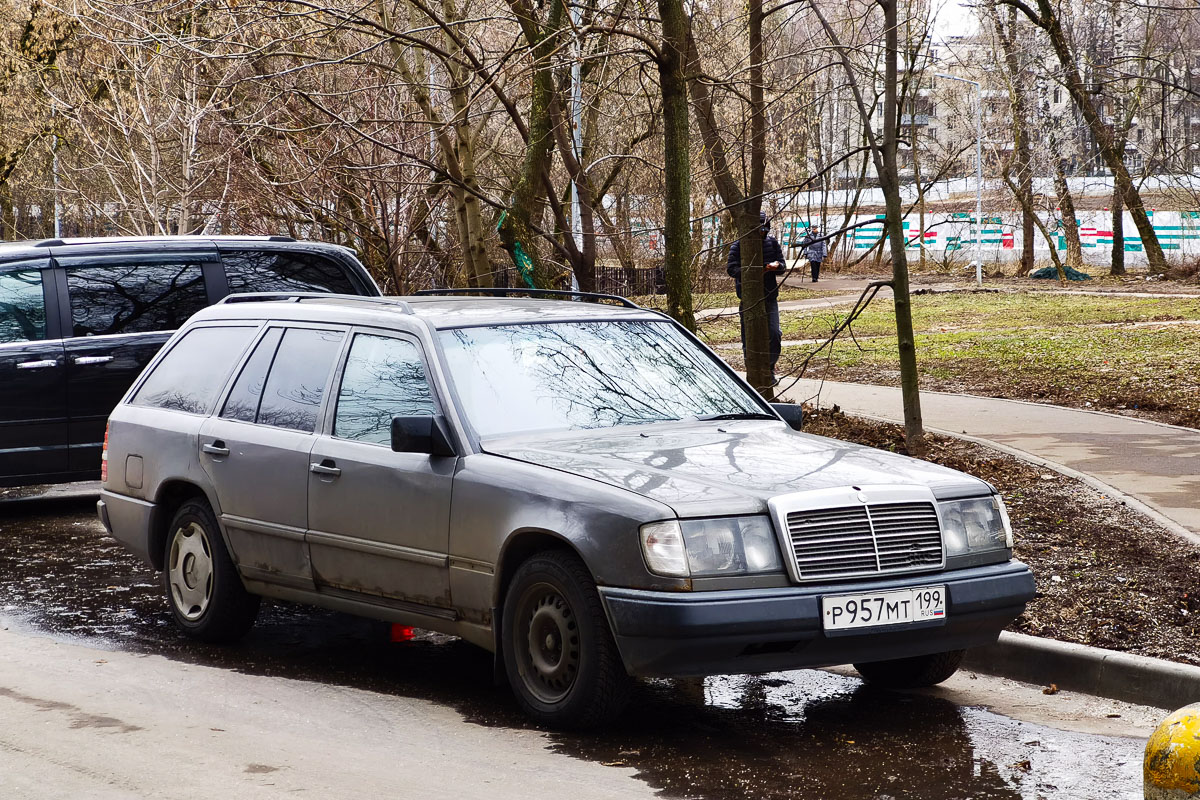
[1007,0,1165,270]
[1111,186,1125,275]
[881,0,925,454]
[684,19,771,395]
[499,0,565,288]
[1054,162,1083,268]
[991,2,1036,276]
[657,0,696,330]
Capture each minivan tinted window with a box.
[132,326,257,414]
[0,269,47,343]
[256,328,345,432]
[222,250,356,295]
[66,262,209,336]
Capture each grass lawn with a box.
[707,290,1200,428]
[630,286,840,313]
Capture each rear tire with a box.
[501,550,631,729]
[162,498,259,643]
[853,649,966,689]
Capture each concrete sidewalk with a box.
[778,379,1200,546]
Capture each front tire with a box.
[163,498,260,643]
[853,648,966,689]
[501,550,631,729]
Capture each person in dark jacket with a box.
[801,225,828,282]
[726,212,785,376]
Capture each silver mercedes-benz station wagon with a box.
[97,290,1035,728]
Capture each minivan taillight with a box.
[101,423,109,483]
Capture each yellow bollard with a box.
[1146,703,1200,799]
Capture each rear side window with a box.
[334,334,437,445]
[131,326,257,414]
[255,328,345,432]
[221,328,284,423]
[66,262,209,336]
[221,250,356,295]
[0,269,47,343]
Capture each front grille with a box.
[786,501,942,580]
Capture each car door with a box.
[0,257,67,483]
[198,325,346,590]
[57,246,220,474]
[307,330,455,610]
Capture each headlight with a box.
[939,496,1013,557]
[640,517,783,578]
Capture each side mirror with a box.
[771,403,804,431]
[390,415,457,457]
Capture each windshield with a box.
[439,320,765,438]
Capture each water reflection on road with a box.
[0,494,1142,799]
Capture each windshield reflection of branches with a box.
[447,322,759,436]
[525,322,754,426]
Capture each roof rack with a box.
[32,234,297,248]
[414,288,642,308]
[217,292,413,313]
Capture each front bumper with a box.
[599,561,1035,677]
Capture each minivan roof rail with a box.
[31,234,298,248]
[218,292,414,313]
[414,288,642,308]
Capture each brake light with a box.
[101,423,109,483]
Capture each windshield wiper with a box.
[694,412,778,421]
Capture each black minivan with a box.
[0,236,380,487]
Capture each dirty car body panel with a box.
[98,293,1035,725]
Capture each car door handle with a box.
[72,355,114,365]
[309,461,341,477]
[16,359,59,370]
[202,442,231,457]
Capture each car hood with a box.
[484,420,992,517]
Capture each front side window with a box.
[0,269,47,343]
[66,262,208,336]
[439,320,763,438]
[132,326,257,414]
[256,328,345,432]
[334,334,436,445]
[222,250,356,295]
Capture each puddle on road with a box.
[0,496,1144,799]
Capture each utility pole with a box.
[936,72,983,287]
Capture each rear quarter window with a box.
[131,326,258,414]
[0,268,47,343]
[221,250,357,295]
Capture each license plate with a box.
[821,585,946,631]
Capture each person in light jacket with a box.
[726,212,785,376]
[801,226,828,283]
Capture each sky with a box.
[931,0,980,43]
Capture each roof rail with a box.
[267,235,297,242]
[414,288,642,309]
[32,239,63,248]
[217,292,413,313]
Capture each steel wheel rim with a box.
[515,582,580,704]
[167,522,214,622]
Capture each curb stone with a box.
[963,631,1200,711]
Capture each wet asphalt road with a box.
[0,490,1148,799]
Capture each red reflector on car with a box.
[390,624,415,642]
[101,423,109,482]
